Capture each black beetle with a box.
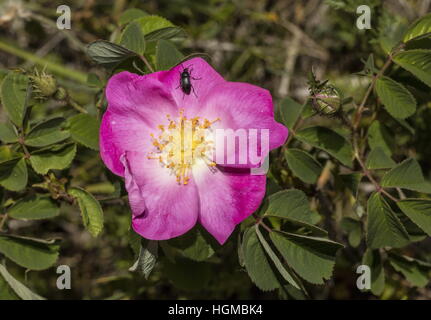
[177,66,201,97]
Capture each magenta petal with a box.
[156,57,225,114]
[100,71,179,176]
[100,110,154,176]
[105,71,178,126]
[193,165,266,244]
[122,152,199,241]
[197,81,288,167]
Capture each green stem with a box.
[0,214,8,232]
[353,55,393,130]
[351,48,401,203]
[139,55,155,73]
[0,39,87,84]
[67,97,88,113]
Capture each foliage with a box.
[0,0,431,300]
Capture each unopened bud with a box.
[30,70,57,99]
[54,87,68,101]
[311,85,342,116]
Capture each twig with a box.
[278,19,329,62]
[351,45,405,203]
[139,55,155,73]
[22,32,66,69]
[18,136,31,158]
[355,151,399,202]
[0,38,87,83]
[352,55,393,130]
[31,13,86,52]
[0,214,8,232]
[252,213,273,233]
[67,97,88,113]
[278,30,301,97]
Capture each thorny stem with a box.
[352,46,405,203]
[352,55,393,130]
[355,150,399,202]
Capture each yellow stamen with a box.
[148,111,219,185]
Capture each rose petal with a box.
[192,160,266,244]
[101,71,179,176]
[105,71,178,127]
[196,81,288,167]
[156,57,225,114]
[100,111,153,176]
[123,151,199,241]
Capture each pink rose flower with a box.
[100,58,288,244]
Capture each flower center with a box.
[148,110,219,185]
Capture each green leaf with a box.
[366,192,410,249]
[270,231,343,284]
[29,143,76,175]
[375,76,416,119]
[393,50,431,88]
[264,189,314,224]
[25,117,70,147]
[255,225,301,290]
[295,126,353,167]
[8,194,59,220]
[301,99,315,119]
[368,121,395,155]
[388,253,431,287]
[68,114,100,150]
[120,21,145,55]
[285,148,322,184]
[0,121,18,143]
[86,73,103,88]
[265,215,328,238]
[341,217,362,247]
[129,240,158,279]
[398,211,428,243]
[242,227,279,291]
[339,173,363,198]
[278,97,303,130]
[0,235,60,270]
[0,157,28,191]
[68,187,104,237]
[365,147,396,169]
[381,158,431,193]
[145,27,187,42]
[119,8,148,26]
[163,257,211,291]
[156,39,184,71]
[86,40,135,68]
[378,15,407,54]
[0,72,29,126]
[136,15,175,36]
[362,249,385,295]
[0,270,19,300]
[403,13,431,42]
[397,199,431,236]
[167,226,215,262]
[0,264,45,300]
